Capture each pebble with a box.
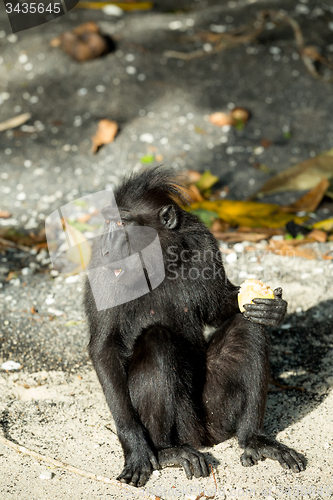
[96,85,105,93]
[313,268,324,274]
[7,34,17,43]
[280,323,292,330]
[1,361,22,370]
[10,278,20,286]
[39,470,53,480]
[102,4,123,16]
[233,243,244,253]
[139,133,154,143]
[45,297,55,305]
[77,88,88,96]
[47,307,64,316]
[225,252,237,264]
[169,20,183,30]
[21,267,32,276]
[126,66,136,75]
[65,275,80,284]
[152,470,160,476]
[16,192,26,201]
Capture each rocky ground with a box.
[0,0,333,498]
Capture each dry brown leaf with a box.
[307,229,327,243]
[209,108,250,128]
[51,22,110,62]
[92,120,118,153]
[209,112,234,127]
[6,271,17,282]
[260,138,273,149]
[255,150,333,196]
[30,306,38,314]
[268,240,316,259]
[282,178,329,213]
[230,107,250,123]
[210,219,230,233]
[183,170,202,185]
[212,232,267,243]
[0,211,12,219]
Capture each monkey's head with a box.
[90,167,189,287]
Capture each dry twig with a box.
[164,10,333,82]
[0,435,162,500]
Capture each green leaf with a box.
[140,155,155,164]
[190,209,219,228]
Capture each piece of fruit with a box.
[238,279,274,312]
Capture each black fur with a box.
[84,167,305,487]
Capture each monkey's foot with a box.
[158,444,209,479]
[240,435,305,472]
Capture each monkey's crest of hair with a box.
[114,166,190,209]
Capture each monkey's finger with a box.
[288,449,306,471]
[250,298,286,306]
[198,455,210,477]
[117,467,135,483]
[130,468,140,486]
[244,310,282,320]
[180,458,193,479]
[240,451,258,467]
[244,316,280,326]
[150,454,160,470]
[273,287,283,299]
[137,469,152,487]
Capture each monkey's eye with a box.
[106,219,110,224]
[116,221,123,227]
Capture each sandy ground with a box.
[1,250,333,500]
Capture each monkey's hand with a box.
[117,438,159,487]
[242,287,287,327]
[158,445,209,480]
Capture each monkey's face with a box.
[92,203,179,288]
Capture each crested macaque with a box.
[84,167,305,487]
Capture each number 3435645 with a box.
[5,2,61,14]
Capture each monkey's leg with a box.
[128,326,209,480]
[204,314,305,472]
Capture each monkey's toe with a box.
[158,445,209,479]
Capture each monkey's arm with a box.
[88,338,159,487]
[243,287,287,327]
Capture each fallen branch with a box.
[164,10,333,82]
[0,113,32,132]
[0,236,31,252]
[0,435,162,500]
[269,378,305,392]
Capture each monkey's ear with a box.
[159,205,178,229]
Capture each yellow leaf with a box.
[195,171,219,192]
[313,218,333,231]
[189,200,307,228]
[76,2,153,11]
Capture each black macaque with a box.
[84,167,305,487]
